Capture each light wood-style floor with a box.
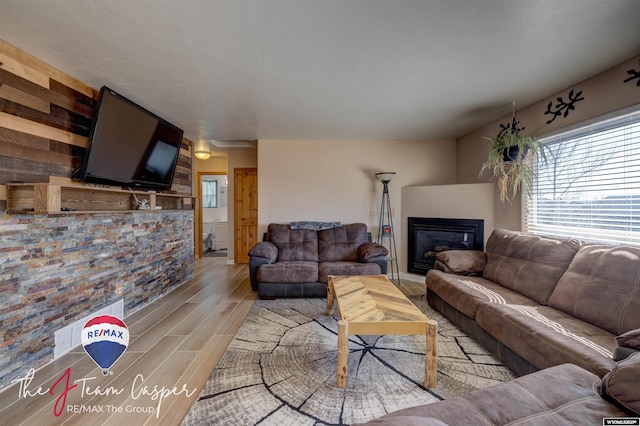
[0,257,424,425]
[0,256,257,426]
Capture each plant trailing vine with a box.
[480,103,547,204]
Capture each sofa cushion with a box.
[426,270,539,319]
[256,261,318,283]
[359,364,628,425]
[318,262,381,283]
[596,352,640,416]
[267,223,319,262]
[318,223,369,262]
[548,244,640,336]
[482,229,582,305]
[476,302,616,377]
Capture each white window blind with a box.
[523,109,640,245]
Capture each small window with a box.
[202,180,218,208]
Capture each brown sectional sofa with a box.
[360,228,640,425]
[248,223,388,298]
[426,228,640,378]
[360,354,640,425]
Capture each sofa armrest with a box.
[434,250,487,276]
[596,352,640,416]
[248,257,269,292]
[248,241,278,262]
[358,242,388,261]
[248,242,278,293]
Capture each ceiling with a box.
[1,0,639,145]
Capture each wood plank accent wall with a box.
[0,39,193,198]
[0,39,196,391]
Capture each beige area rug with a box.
[182,297,515,425]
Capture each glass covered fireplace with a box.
[408,217,484,275]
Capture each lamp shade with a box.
[375,172,396,183]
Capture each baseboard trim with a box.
[400,272,425,283]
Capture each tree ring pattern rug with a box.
[183,297,515,425]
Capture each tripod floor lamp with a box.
[375,172,399,285]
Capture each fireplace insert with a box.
[408,217,484,275]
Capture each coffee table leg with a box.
[424,319,438,388]
[337,320,348,387]
[326,280,334,316]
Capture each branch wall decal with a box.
[544,89,585,124]
[623,68,640,87]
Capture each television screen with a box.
[80,86,183,191]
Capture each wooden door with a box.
[234,168,258,263]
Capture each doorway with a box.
[197,171,227,258]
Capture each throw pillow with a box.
[358,243,388,261]
[615,328,640,350]
[595,352,640,415]
[435,250,487,275]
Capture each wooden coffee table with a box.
[325,274,438,388]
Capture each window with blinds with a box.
[202,179,218,208]
[523,109,640,245]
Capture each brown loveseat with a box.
[248,222,388,298]
[426,228,640,378]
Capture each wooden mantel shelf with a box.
[1,179,195,214]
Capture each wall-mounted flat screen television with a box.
[80,86,183,191]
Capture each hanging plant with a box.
[479,105,547,204]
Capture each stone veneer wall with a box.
[0,40,196,390]
[0,210,194,389]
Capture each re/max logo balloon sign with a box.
[81,315,130,374]
[12,314,197,419]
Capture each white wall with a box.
[257,138,457,268]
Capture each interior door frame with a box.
[197,171,227,258]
